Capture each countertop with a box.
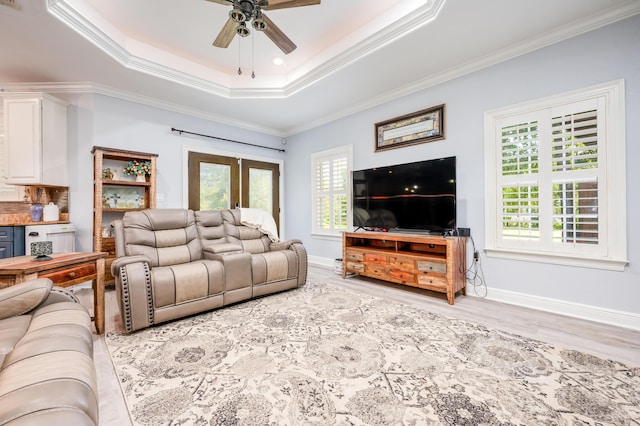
[0,221,71,227]
[0,213,71,227]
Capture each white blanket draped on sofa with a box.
[239,208,279,242]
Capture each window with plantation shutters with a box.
[485,80,627,271]
[311,145,352,236]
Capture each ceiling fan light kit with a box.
[236,21,250,37]
[209,0,320,56]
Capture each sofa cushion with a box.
[0,316,31,368]
[3,302,92,368]
[123,209,202,267]
[222,209,272,254]
[0,350,98,425]
[195,210,227,246]
[251,250,299,285]
[151,259,225,308]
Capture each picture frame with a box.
[374,104,445,152]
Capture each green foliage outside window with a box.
[200,163,230,210]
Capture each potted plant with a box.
[123,160,152,182]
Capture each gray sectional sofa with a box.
[111,208,307,333]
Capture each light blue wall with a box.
[285,15,640,316]
[64,14,638,321]
[66,95,284,252]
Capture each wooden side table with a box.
[0,252,108,334]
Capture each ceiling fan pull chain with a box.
[251,31,256,79]
[238,36,242,75]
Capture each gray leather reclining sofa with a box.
[111,208,307,333]
[0,278,98,425]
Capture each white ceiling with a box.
[1,0,639,136]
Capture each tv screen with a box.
[352,156,456,233]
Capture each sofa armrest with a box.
[0,278,52,320]
[202,243,243,256]
[111,255,153,333]
[111,255,150,277]
[37,286,81,307]
[270,239,302,251]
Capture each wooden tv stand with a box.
[342,231,466,304]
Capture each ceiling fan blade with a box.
[204,0,233,5]
[213,18,237,48]
[263,0,320,11]
[262,14,297,54]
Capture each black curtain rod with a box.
[171,127,285,153]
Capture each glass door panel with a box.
[241,159,280,231]
[248,168,273,213]
[200,163,231,210]
[188,152,239,211]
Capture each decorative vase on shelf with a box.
[136,174,146,182]
[30,203,43,222]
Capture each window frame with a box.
[311,145,353,238]
[484,80,627,271]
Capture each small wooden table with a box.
[0,252,107,334]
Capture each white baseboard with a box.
[308,256,640,331]
[470,286,640,331]
[309,255,335,268]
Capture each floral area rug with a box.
[105,279,640,425]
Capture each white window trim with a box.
[484,79,627,271]
[311,145,353,238]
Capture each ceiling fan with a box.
[206,0,320,54]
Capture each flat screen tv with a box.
[352,156,456,233]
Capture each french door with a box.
[188,152,280,231]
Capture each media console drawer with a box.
[345,261,364,273]
[417,260,447,274]
[345,251,363,262]
[363,252,387,265]
[388,255,415,271]
[417,274,448,289]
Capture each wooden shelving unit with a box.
[92,146,158,284]
[342,231,466,304]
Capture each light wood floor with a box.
[75,265,640,426]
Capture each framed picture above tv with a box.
[374,104,445,151]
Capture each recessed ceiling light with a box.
[273,57,284,66]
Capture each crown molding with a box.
[282,2,640,135]
[9,3,640,137]
[279,0,446,97]
[47,0,444,99]
[0,81,286,136]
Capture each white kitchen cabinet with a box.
[3,94,67,186]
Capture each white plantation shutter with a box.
[485,80,627,270]
[550,107,601,246]
[501,183,539,241]
[499,120,540,242]
[551,109,598,172]
[315,159,331,229]
[312,146,352,236]
[332,157,348,229]
[501,121,539,176]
